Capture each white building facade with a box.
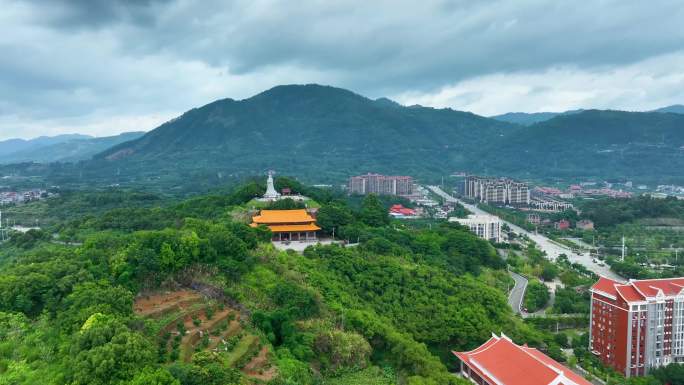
[449,214,503,243]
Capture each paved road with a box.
[428,185,623,281]
[508,271,527,314]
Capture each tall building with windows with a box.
[348,173,413,196]
[449,214,502,243]
[464,175,530,205]
[590,277,684,377]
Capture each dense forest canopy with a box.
[0,181,565,385]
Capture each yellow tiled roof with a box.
[264,224,321,232]
[252,209,315,224]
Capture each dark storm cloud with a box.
[1,0,683,138]
[36,0,172,29]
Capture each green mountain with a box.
[0,134,91,158]
[0,132,145,164]
[4,85,682,191]
[479,110,684,180]
[490,110,583,126]
[652,104,684,114]
[98,84,514,182]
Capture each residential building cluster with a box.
[656,184,684,198]
[348,173,414,196]
[464,175,530,206]
[582,188,632,198]
[0,189,49,205]
[590,277,684,377]
[529,196,574,212]
[536,184,632,199]
[449,214,503,243]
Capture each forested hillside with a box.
[0,180,559,385]
[95,84,512,183]
[478,110,684,181]
[1,85,682,192]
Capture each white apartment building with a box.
[449,214,503,243]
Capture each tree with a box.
[541,263,559,281]
[316,203,353,235]
[71,316,155,385]
[651,363,684,385]
[360,194,389,227]
[127,367,180,385]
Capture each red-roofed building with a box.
[554,219,570,230]
[454,333,592,385]
[590,276,684,377]
[389,204,417,218]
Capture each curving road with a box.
[428,185,622,281]
[508,271,527,314]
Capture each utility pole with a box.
[0,210,6,242]
[621,235,626,261]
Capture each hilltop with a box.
[97,84,513,183]
[2,85,683,191]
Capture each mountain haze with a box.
[0,134,91,157]
[652,104,684,114]
[0,132,145,164]
[490,110,584,125]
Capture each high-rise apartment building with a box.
[348,174,413,196]
[590,277,684,377]
[449,214,502,243]
[464,175,530,205]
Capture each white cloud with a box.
[1,0,684,139]
[394,52,684,115]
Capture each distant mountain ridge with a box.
[0,132,145,164]
[479,109,684,179]
[0,134,91,157]
[490,110,584,125]
[652,104,684,114]
[92,84,684,185]
[2,84,681,190]
[491,104,684,125]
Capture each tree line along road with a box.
[427,185,623,281]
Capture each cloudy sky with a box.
[1,0,684,139]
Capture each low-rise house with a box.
[389,204,417,218]
[576,219,594,230]
[554,219,570,230]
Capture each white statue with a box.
[263,170,281,200]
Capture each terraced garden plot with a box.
[134,289,278,383]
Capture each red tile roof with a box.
[631,278,684,298]
[454,334,592,385]
[389,204,416,216]
[591,276,620,297]
[592,277,684,303]
[615,284,644,302]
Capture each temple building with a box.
[250,209,320,242]
[454,333,591,385]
